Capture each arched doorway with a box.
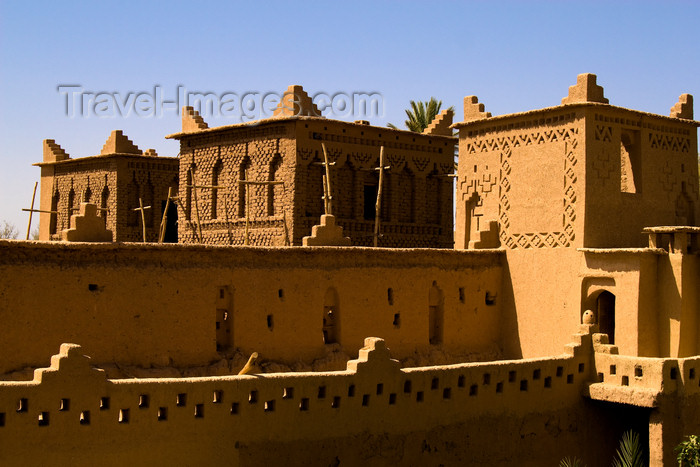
[323,288,339,345]
[463,192,481,248]
[597,291,616,344]
[429,282,444,345]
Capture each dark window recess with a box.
[364,185,378,220]
[38,412,49,426]
[485,292,497,306]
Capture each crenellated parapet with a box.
[670,94,694,120]
[0,331,595,464]
[561,73,608,105]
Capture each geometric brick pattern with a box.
[484,127,580,249]
[594,125,612,142]
[591,149,614,186]
[173,116,456,248]
[648,133,691,153]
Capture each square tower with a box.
[35,131,179,242]
[167,85,456,247]
[453,74,699,249]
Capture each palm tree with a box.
[388,97,453,133]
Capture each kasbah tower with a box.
[0,74,698,466]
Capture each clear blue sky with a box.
[1,0,698,230]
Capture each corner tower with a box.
[454,73,699,250]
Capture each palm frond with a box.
[559,456,586,467]
[612,430,645,467]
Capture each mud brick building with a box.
[35,130,179,242]
[167,85,457,247]
[454,73,698,251]
[5,74,697,466]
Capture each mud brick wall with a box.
[42,156,178,242]
[114,157,179,242]
[293,119,455,247]
[176,118,455,248]
[177,123,296,246]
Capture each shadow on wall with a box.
[499,258,522,359]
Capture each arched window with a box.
[397,167,415,223]
[426,170,441,225]
[100,186,109,222]
[144,177,154,228]
[185,167,193,221]
[306,158,324,218]
[238,157,251,218]
[212,159,223,220]
[336,160,355,219]
[84,183,92,203]
[429,282,444,345]
[267,155,282,216]
[50,190,60,235]
[620,131,641,194]
[323,287,340,345]
[127,173,140,227]
[363,170,379,221]
[67,187,75,227]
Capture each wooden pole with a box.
[138,198,147,242]
[236,179,285,246]
[190,169,203,243]
[158,186,174,243]
[26,181,38,240]
[321,143,333,215]
[282,210,290,246]
[374,146,385,248]
[131,199,151,243]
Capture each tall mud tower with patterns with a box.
[455,73,699,251]
[453,74,699,359]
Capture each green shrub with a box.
[676,435,700,467]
